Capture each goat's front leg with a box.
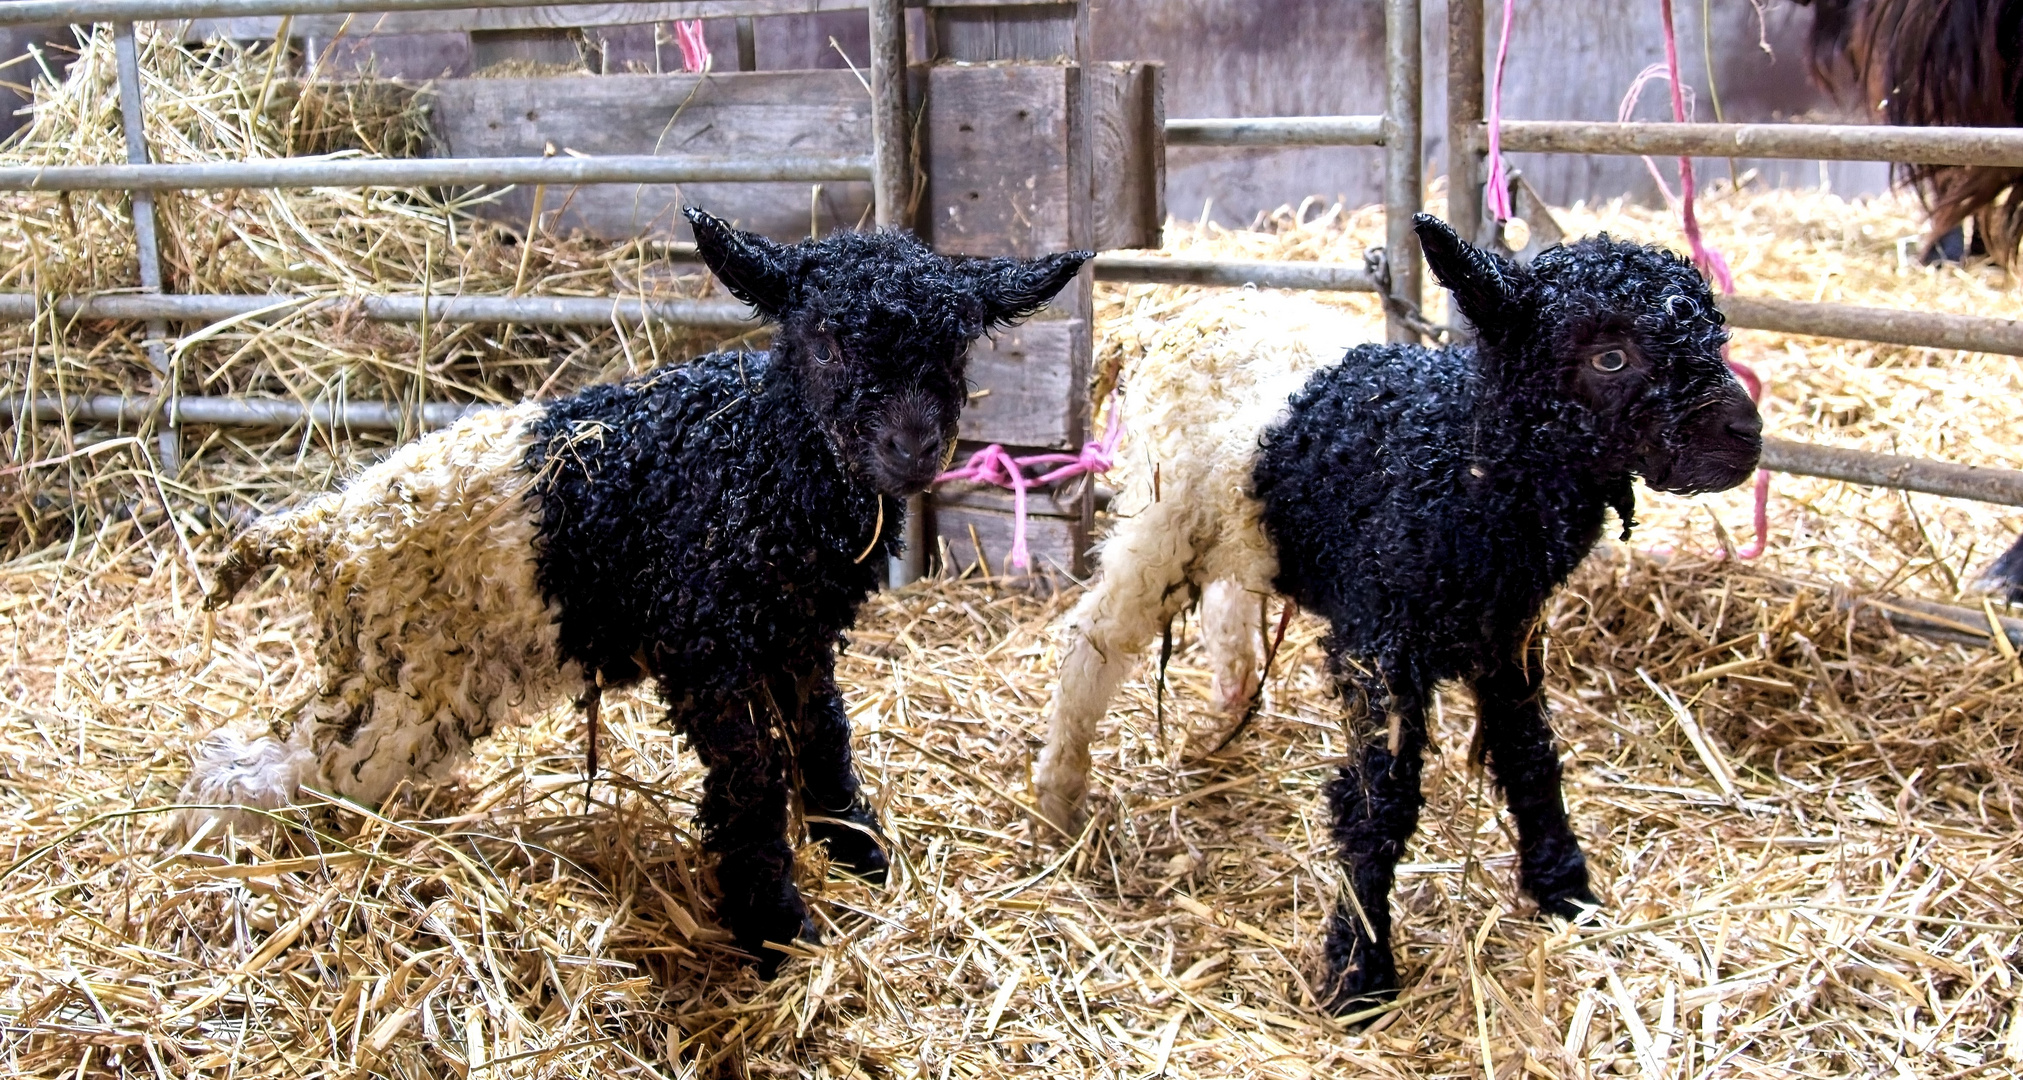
[782,664,889,883]
[1322,670,1430,1015]
[1034,500,1199,833]
[688,693,813,978]
[1473,644,1598,920]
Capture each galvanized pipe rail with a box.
[0,154,872,191]
[0,0,1004,28]
[0,292,757,326]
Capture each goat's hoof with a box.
[1321,911,1400,1023]
[1534,884,1603,923]
[1033,790,1088,842]
[748,914,822,980]
[811,816,889,884]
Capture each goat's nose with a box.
[886,430,934,464]
[1726,410,1763,441]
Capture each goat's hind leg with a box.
[1473,646,1598,920]
[1200,579,1263,719]
[1033,504,1198,834]
[788,667,889,883]
[1322,669,1430,1016]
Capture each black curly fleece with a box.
[521,209,1087,976]
[1254,215,1761,1013]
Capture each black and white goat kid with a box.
[189,208,1089,975]
[1032,215,1762,1013]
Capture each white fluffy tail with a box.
[178,727,314,837]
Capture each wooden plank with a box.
[183,0,1038,39]
[919,63,1075,256]
[932,501,1084,577]
[930,2,1079,61]
[468,27,582,70]
[1088,60,1161,251]
[423,70,872,241]
[958,318,1084,447]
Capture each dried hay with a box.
[2,34,2023,1078]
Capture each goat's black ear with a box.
[962,250,1093,329]
[687,207,793,318]
[1414,213,1510,326]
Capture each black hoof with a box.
[810,813,890,884]
[1321,908,1400,1021]
[746,911,821,980]
[1534,883,1602,923]
[1979,534,2023,605]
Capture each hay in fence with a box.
[2,33,2023,1078]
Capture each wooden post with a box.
[924,1,1098,579]
[867,0,925,586]
[112,21,178,472]
[1446,0,1485,286]
[1383,0,1423,344]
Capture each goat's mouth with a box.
[1640,392,1763,496]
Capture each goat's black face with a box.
[687,208,1090,497]
[1415,214,1762,496]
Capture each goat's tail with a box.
[177,724,315,838]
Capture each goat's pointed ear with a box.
[1414,213,1510,327]
[962,250,1093,330]
[687,207,793,317]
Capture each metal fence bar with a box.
[112,21,180,471]
[1092,255,1376,292]
[0,153,873,192]
[1487,119,2023,169]
[1761,438,2023,507]
[0,0,921,28]
[1382,0,1421,344]
[2,393,489,429]
[1718,295,2023,356]
[0,291,759,326]
[1164,116,1385,148]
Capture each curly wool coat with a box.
[186,209,1090,975]
[1034,214,1762,1015]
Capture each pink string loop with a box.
[674,19,711,73]
[1484,0,1517,222]
[935,397,1125,573]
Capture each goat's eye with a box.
[1589,349,1629,373]
[813,338,837,365]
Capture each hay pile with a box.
[3,33,2023,1077]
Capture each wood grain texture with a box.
[932,501,1085,577]
[956,317,1085,448]
[1088,60,1162,252]
[424,70,873,240]
[930,2,1080,62]
[918,63,1075,257]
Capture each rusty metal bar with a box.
[2,393,489,430]
[0,291,758,326]
[1760,438,2023,507]
[1164,116,1385,148]
[1382,0,1422,344]
[1092,254,1376,291]
[112,20,180,471]
[1486,119,2023,168]
[0,153,872,192]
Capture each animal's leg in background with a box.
[1200,579,1262,719]
[1322,669,1430,1013]
[1472,643,1598,919]
[1033,501,1200,833]
[688,692,813,977]
[786,665,889,882]
[1978,531,2023,604]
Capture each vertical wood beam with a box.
[1445,0,1484,340]
[1383,0,1423,344]
[869,0,925,585]
[113,21,178,471]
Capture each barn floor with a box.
[4,183,2023,1078]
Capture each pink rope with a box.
[936,398,1124,573]
[1659,0,1766,558]
[675,19,711,72]
[1484,0,1517,222]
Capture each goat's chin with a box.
[1641,454,1760,497]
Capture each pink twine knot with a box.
[674,19,711,73]
[936,398,1124,573]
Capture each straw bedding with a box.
[4,30,2023,1079]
